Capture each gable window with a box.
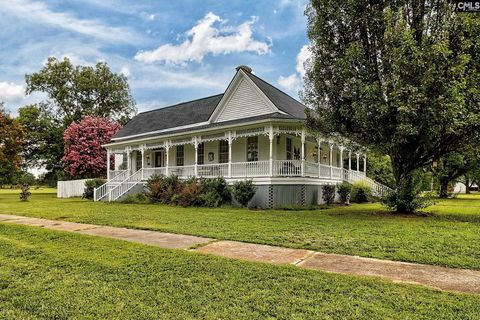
[247,136,258,162]
[197,142,204,165]
[286,137,292,160]
[176,145,184,166]
[219,140,229,163]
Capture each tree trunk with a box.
[394,172,418,213]
[439,179,449,198]
[465,177,471,194]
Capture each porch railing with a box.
[344,169,392,197]
[232,161,269,177]
[168,165,195,178]
[198,163,228,178]
[273,160,302,176]
[142,167,166,180]
[110,170,128,181]
[109,169,144,201]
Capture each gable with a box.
[213,74,278,123]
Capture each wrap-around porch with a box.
[106,125,367,183]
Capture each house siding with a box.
[216,79,274,122]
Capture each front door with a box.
[154,150,165,167]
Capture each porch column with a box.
[356,153,360,172]
[165,142,170,176]
[126,147,131,175]
[348,151,352,171]
[194,137,198,177]
[228,131,232,178]
[317,138,321,178]
[140,145,145,180]
[339,146,344,169]
[106,149,111,180]
[363,153,367,173]
[269,126,274,176]
[329,143,333,179]
[301,129,305,177]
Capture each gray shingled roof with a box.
[113,71,307,140]
[246,72,307,120]
[114,94,223,138]
[114,112,299,142]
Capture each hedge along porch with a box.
[95,66,386,207]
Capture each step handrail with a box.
[108,168,144,202]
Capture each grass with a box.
[0,222,479,319]
[0,188,479,270]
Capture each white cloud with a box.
[0,82,25,103]
[277,74,299,92]
[135,12,270,64]
[277,44,311,92]
[148,14,156,21]
[296,45,310,77]
[0,0,141,43]
[120,65,131,77]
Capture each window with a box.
[219,140,229,163]
[286,137,292,160]
[176,145,184,166]
[135,150,142,170]
[197,142,204,165]
[247,136,258,162]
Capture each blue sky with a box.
[0,0,310,114]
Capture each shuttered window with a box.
[219,140,229,163]
[176,145,184,166]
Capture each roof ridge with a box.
[137,93,224,115]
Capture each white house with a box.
[96,66,389,207]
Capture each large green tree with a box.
[26,57,136,126]
[17,104,64,175]
[0,103,25,186]
[434,145,480,197]
[20,57,136,179]
[304,1,480,212]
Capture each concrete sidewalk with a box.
[0,213,479,295]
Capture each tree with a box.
[0,103,25,186]
[304,1,480,212]
[366,151,395,188]
[62,116,121,178]
[434,146,480,197]
[459,163,480,194]
[26,57,136,126]
[20,57,136,180]
[17,104,64,172]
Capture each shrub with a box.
[146,175,183,204]
[382,191,435,213]
[120,193,148,204]
[197,177,232,207]
[351,182,372,203]
[83,178,106,200]
[232,180,256,207]
[19,183,31,202]
[337,181,352,204]
[174,178,205,207]
[146,175,231,207]
[322,185,336,204]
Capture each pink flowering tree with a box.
[62,116,121,178]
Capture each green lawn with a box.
[0,189,479,270]
[0,223,478,319]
